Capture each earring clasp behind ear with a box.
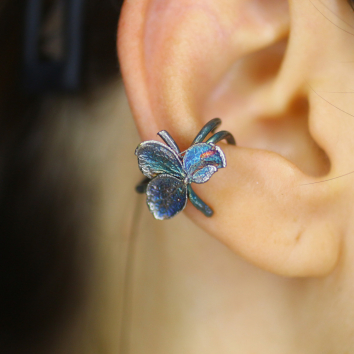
[135,118,236,220]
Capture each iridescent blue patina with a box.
[146,175,187,220]
[135,118,236,220]
[183,143,225,184]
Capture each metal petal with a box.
[190,165,218,184]
[135,141,185,179]
[183,143,226,184]
[146,175,187,220]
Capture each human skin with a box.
[118,0,354,352]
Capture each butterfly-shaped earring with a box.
[135,118,236,220]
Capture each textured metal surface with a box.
[135,141,185,179]
[146,175,187,220]
[183,143,226,183]
[189,165,218,184]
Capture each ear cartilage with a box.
[135,118,236,220]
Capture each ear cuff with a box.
[135,118,236,220]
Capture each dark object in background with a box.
[23,0,123,93]
[23,0,86,93]
[0,0,124,353]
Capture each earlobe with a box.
[118,0,343,277]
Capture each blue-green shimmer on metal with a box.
[146,175,187,220]
[136,141,185,179]
[183,143,225,184]
[135,118,236,220]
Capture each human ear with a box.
[117,0,353,277]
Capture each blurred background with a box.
[0,0,127,352]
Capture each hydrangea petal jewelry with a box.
[135,118,236,220]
